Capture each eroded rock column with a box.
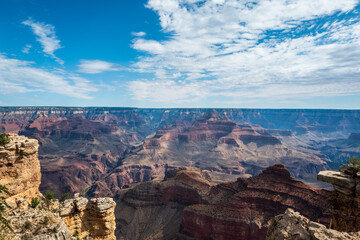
[0,134,41,207]
[60,194,116,240]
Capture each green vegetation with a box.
[44,190,54,208]
[339,157,360,178]
[59,192,70,202]
[44,190,54,201]
[0,134,10,146]
[0,185,12,233]
[30,197,40,208]
[24,220,31,230]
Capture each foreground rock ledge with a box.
[266,208,360,240]
[318,170,360,232]
[61,194,117,240]
[0,134,117,240]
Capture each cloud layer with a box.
[0,55,97,99]
[129,0,360,103]
[77,60,123,74]
[22,19,63,64]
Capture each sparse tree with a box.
[339,157,360,178]
[0,134,10,147]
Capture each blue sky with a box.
[1,0,360,108]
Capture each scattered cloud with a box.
[22,19,63,64]
[129,0,360,103]
[131,31,147,37]
[0,54,97,99]
[77,60,124,74]
[22,44,32,54]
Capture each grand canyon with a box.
[1,107,359,198]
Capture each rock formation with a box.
[92,113,330,197]
[0,134,41,207]
[318,170,360,232]
[0,134,72,239]
[60,193,116,240]
[3,107,357,197]
[115,164,330,240]
[0,134,116,240]
[266,208,360,240]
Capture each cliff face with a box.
[0,134,41,207]
[0,134,116,240]
[178,164,331,240]
[0,134,72,239]
[60,194,116,240]
[115,167,213,240]
[115,165,330,240]
[318,170,360,232]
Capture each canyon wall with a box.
[115,165,330,240]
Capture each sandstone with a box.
[318,171,355,190]
[318,170,360,232]
[61,195,116,240]
[0,134,117,240]
[266,208,360,240]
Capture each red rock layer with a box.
[178,164,331,240]
[114,165,330,240]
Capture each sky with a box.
[1,0,360,109]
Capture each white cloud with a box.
[77,60,123,74]
[0,55,97,99]
[129,0,360,103]
[22,19,63,64]
[131,31,147,37]
[22,44,32,54]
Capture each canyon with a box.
[0,107,359,197]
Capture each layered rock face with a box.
[0,134,41,207]
[115,165,330,240]
[115,167,213,240]
[266,208,360,240]
[318,170,360,232]
[0,134,72,239]
[2,107,357,197]
[178,164,331,240]
[94,112,330,197]
[61,194,116,240]
[0,134,117,240]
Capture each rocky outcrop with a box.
[60,194,116,240]
[266,208,360,240]
[178,164,331,240]
[115,165,330,240]
[0,134,117,240]
[0,134,41,207]
[0,134,72,239]
[318,170,360,232]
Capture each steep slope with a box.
[91,112,330,196]
[114,165,330,240]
